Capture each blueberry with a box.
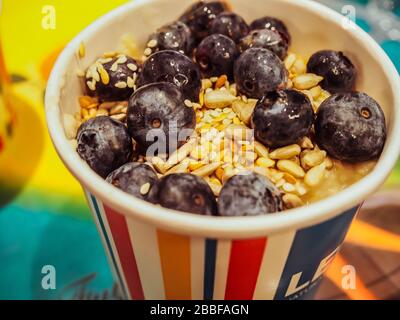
[179,1,229,41]
[85,55,140,101]
[149,173,218,215]
[127,82,196,155]
[137,50,201,101]
[106,163,158,200]
[218,172,283,216]
[210,12,249,43]
[77,116,134,178]
[307,50,357,94]
[250,16,291,45]
[315,92,386,162]
[147,21,194,55]
[195,34,239,80]
[252,89,314,148]
[234,47,287,99]
[238,29,288,60]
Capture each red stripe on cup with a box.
[103,205,144,300]
[224,238,267,300]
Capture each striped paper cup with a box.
[45,0,400,300]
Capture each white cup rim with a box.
[45,0,400,239]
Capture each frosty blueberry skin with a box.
[252,89,314,149]
[250,16,291,45]
[85,55,140,101]
[234,47,288,99]
[210,12,250,43]
[307,50,357,94]
[149,173,218,216]
[137,50,202,101]
[106,163,158,201]
[238,28,289,60]
[77,116,134,178]
[315,92,386,162]
[179,0,229,41]
[147,21,195,55]
[195,34,239,80]
[127,82,196,155]
[218,172,283,216]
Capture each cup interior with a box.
[62,0,395,121]
[46,0,400,238]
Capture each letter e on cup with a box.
[286,272,310,297]
[41,265,56,290]
[312,247,339,282]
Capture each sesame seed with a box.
[110,104,126,115]
[192,103,202,109]
[86,80,96,91]
[110,113,127,122]
[275,179,286,188]
[103,51,118,58]
[96,108,109,117]
[98,65,110,85]
[127,63,138,72]
[147,39,158,48]
[203,114,213,123]
[115,81,127,89]
[144,48,152,56]
[201,79,213,90]
[210,110,220,117]
[227,112,236,120]
[282,183,296,193]
[127,76,135,88]
[110,62,119,72]
[184,99,193,108]
[88,107,97,117]
[76,69,85,77]
[88,64,101,82]
[98,57,113,64]
[92,71,100,82]
[78,42,85,58]
[117,55,128,64]
[86,64,97,79]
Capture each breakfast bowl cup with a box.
[45,0,400,300]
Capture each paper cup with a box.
[45,0,400,300]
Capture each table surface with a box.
[0,0,399,300]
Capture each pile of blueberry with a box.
[77,0,387,217]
